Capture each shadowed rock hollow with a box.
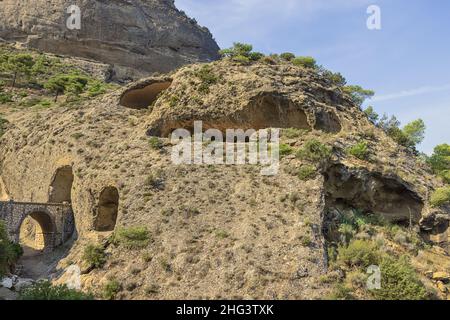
[0,58,449,299]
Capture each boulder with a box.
[13,278,35,292]
[0,277,13,289]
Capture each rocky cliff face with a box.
[0,0,220,81]
[1,57,449,299]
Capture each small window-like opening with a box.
[94,187,119,232]
[48,166,74,203]
[120,81,172,109]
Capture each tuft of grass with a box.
[145,171,164,190]
[347,141,370,160]
[296,139,332,162]
[102,280,121,300]
[112,226,151,249]
[279,143,294,157]
[149,137,163,150]
[297,165,317,181]
[0,92,13,103]
[282,128,306,139]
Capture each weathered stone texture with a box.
[0,0,220,80]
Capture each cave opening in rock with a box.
[94,187,119,232]
[152,93,312,138]
[48,166,74,203]
[314,109,342,133]
[19,211,55,251]
[322,164,425,244]
[120,81,172,109]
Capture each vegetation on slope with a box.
[324,209,432,300]
[0,44,117,111]
[0,220,23,277]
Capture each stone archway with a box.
[48,166,74,203]
[18,211,55,251]
[94,187,119,232]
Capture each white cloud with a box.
[371,84,450,102]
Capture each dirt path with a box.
[18,245,61,280]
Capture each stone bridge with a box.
[0,200,75,250]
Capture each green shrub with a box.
[44,73,89,101]
[0,220,23,276]
[292,56,317,69]
[321,70,347,86]
[0,92,13,103]
[102,279,121,300]
[112,226,151,249]
[337,240,381,268]
[279,52,296,61]
[370,255,427,300]
[430,186,450,207]
[248,52,265,61]
[82,243,107,268]
[219,42,253,58]
[338,223,357,245]
[279,143,294,157]
[440,170,450,184]
[195,65,219,93]
[282,128,305,139]
[149,137,163,150]
[296,139,332,162]
[297,165,316,181]
[232,55,251,65]
[19,280,93,300]
[19,97,42,108]
[347,141,370,160]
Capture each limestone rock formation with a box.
[0,0,220,81]
[1,56,449,299]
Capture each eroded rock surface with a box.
[0,0,220,80]
[0,58,449,299]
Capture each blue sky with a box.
[176,0,450,154]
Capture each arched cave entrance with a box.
[94,187,119,232]
[152,93,313,138]
[48,166,74,203]
[322,164,425,244]
[120,81,172,109]
[19,211,55,251]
